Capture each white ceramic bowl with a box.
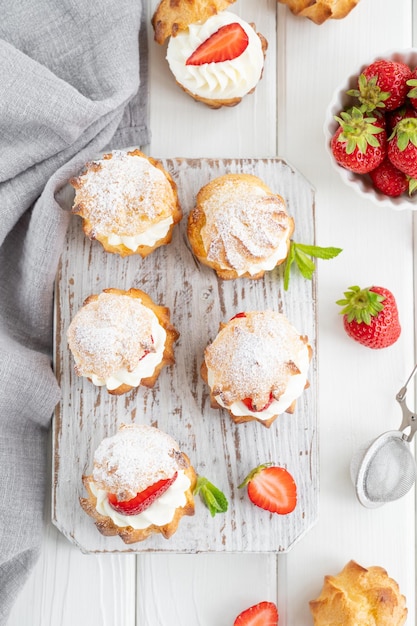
[324,48,417,211]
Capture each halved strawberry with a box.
[242,392,274,413]
[234,601,279,626]
[230,312,246,320]
[186,23,249,66]
[239,463,297,515]
[108,471,178,516]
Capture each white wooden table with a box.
[8,1,416,624]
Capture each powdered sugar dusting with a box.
[200,177,291,271]
[92,424,184,499]
[72,151,176,236]
[67,292,157,379]
[205,311,307,408]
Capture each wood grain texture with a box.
[52,157,318,554]
[8,1,417,625]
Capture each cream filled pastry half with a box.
[201,311,312,428]
[188,173,294,279]
[80,423,197,543]
[70,149,182,257]
[152,0,267,108]
[67,288,179,395]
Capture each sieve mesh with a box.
[351,431,416,507]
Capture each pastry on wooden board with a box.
[80,423,197,543]
[152,0,267,108]
[70,149,182,257]
[67,288,179,395]
[278,0,360,24]
[309,560,407,626]
[201,310,312,427]
[187,173,294,279]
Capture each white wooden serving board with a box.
[52,156,318,554]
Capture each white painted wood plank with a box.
[8,1,417,625]
[277,0,416,624]
[7,436,137,626]
[136,553,277,626]
[147,0,278,158]
[53,157,317,554]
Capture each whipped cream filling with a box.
[106,216,173,251]
[90,470,191,529]
[90,317,166,391]
[166,12,264,101]
[207,343,310,420]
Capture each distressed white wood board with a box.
[52,156,318,554]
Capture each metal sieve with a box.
[350,364,417,508]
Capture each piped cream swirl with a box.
[166,12,265,101]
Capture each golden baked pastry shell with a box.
[71,149,182,258]
[80,288,179,396]
[80,456,197,544]
[278,0,360,24]
[309,559,407,626]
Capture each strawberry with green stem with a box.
[233,601,279,626]
[406,69,417,110]
[387,116,417,178]
[331,107,386,174]
[336,285,401,349]
[239,463,297,515]
[347,60,412,112]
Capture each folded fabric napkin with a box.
[0,2,149,622]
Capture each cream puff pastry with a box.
[201,311,312,427]
[188,173,294,279]
[70,149,181,257]
[310,560,407,626]
[152,0,267,108]
[67,288,179,395]
[80,423,197,543]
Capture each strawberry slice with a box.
[108,472,178,516]
[186,23,249,66]
[239,463,297,515]
[234,601,279,626]
[242,392,274,413]
[230,312,246,320]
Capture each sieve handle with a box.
[396,364,417,442]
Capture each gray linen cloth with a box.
[0,1,149,622]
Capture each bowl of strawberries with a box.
[324,49,417,209]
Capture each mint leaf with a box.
[294,247,316,280]
[293,243,343,260]
[194,476,228,517]
[283,242,342,291]
[283,240,296,291]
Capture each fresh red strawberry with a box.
[239,463,297,515]
[230,312,247,320]
[242,392,274,413]
[331,107,386,174]
[387,116,417,178]
[348,60,412,112]
[406,69,417,109]
[336,286,401,349]
[369,158,409,197]
[108,472,178,515]
[386,104,417,132]
[186,23,249,66]
[234,601,279,626]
